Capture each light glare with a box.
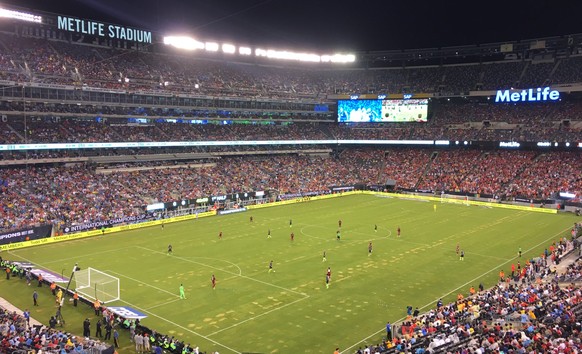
[0,8,42,23]
[163,36,204,50]
[205,42,219,52]
[222,44,236,54]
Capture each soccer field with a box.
[3,195,577,353]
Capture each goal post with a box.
[441,193,471,206]
[73,267,120,304]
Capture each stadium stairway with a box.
[413,151,438,190]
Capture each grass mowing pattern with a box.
[2,195,577,353]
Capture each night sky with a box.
[9,0,582,52]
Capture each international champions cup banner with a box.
[0,224,52,245]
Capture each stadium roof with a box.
[9,0,582,52]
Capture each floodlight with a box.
[205,42,219,52]
[239,47,252,55]
[163,36,204,50]
[0,8,42,23]
[222,44,236,54]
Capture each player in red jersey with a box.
[219,231,222,239]
[211,274,216,289]
[338,219,342,228]
[397,227,401,237]
[290,232,294,241]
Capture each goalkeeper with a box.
[179,284,186,299]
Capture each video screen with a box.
[337,99,428,123]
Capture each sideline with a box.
[341,225,573,353]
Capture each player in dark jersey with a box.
[211,274,216,289]
[368,242,373,256]
[219,231,222,239]
[290,232,294,241]
[167,244,173,255]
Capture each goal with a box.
[441,193,470,206]
[74,268,120,304]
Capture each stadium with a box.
[0,1,582,354]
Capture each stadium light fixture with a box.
[0,8,42,23]
[239,47,252,55]
[205,42,219,52]
[163,35,355,63]
[321,54,356,63]
[256,48,320,62]
[222,44,236,54]
[163,36,204,50]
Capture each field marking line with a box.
[105,270,181,298]
[190,257,243,276]
[13,246,133,265]
[206,295,310,337]
[4,252,242,353]
[341,225,573,354]
[137,246,308,297]
[145,297,183,310]
[116,299,242,354]
[464,251,507,261]
[299,223,404,243]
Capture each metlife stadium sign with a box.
[494,87,560,103]
[57,16,152,43]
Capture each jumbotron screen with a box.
[337,98,428,123]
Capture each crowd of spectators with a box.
[1,148,581,232]
[0,305,110,353]
[0,115,580,146]
[358,237,582,354]
[3,33,582,97]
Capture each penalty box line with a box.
[137,246,311,337]
[105,269,180,299]
[341,225,573,354]
[137,246,309,297]
[116,298,242,354]
[5,252,241,353]
[206,296,310,337]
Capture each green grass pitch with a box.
[1,195,577,353]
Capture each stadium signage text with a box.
[63,214,150,233]
[218,208,248,215]
[107,307,148,320]
[499,141,520,148]
[57,16,152,44]
[0,225,52,245]
[211,195,227,202]
[494,87,559,103]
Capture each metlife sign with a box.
[494,87,560,103]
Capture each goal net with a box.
[441,193,470,206]
[74,267,120,304]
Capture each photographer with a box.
[49,316,57,329]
